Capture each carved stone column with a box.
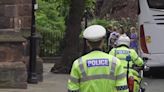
[0,0,32,88]
[0,31,27,88]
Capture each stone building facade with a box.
[0,0,32,88]
[0,0,32,31]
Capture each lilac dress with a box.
[130,33,138,50]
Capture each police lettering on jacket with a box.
[116,50,130,54]
[87,59,109,67]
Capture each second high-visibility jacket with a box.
[109,46,144,77]
[68,50,129,92]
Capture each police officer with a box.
[109,35,144,92]
[68,25,129,92]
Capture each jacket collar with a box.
[90,48,102,52]
[116,45,129,48]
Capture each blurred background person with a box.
[129,27,138,52]
[106,25,113,51]
[108,26,119,51]
[118,26,127,37]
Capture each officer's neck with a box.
[90,48,102,52]
[117,45,129,48]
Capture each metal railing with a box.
[39,31,64,57]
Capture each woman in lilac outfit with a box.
[130,27,138,52]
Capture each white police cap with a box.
[117,35,130,47]
[83,25,106,42]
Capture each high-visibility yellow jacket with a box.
[109,46,144,77]
[68,50,129,92]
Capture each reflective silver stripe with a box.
[118,58,126,60]
[128,50,130,55]
[77,57,120,83]
[78,57,87,77]
[80,74,116,82]
[72,73,124,83]
[116,85,128,90]
[116,73,126,80]
[110,57,117,76]
[114,48,117,56]
[69,76,79,83]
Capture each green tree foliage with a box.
[89,18,122,28]
[36,0,66,32]
[36,0,96,57]
[90,19,110,27]
[36,0,96,34]
[85,0,95,10]
[36,0,67,56]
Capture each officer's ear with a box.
[86,40,92,49]
[99,39,104,49]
